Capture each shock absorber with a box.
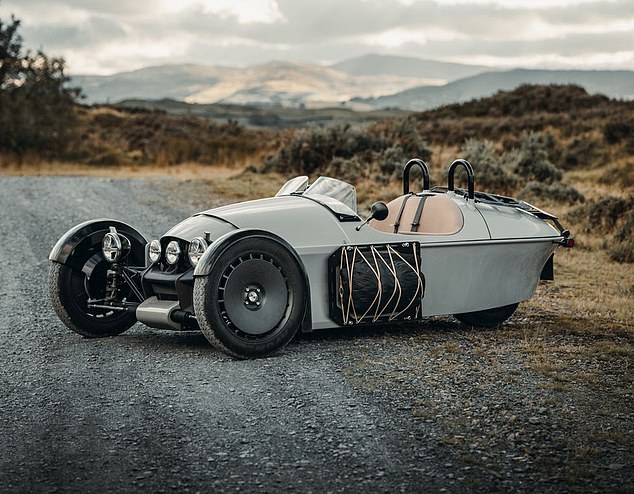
[105,263,122,301]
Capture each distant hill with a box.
[408,84,634,148]
[355,69,634,110]
[331,54,487,81]
[72,60,634,111]
[71,61,437,106]
[72,64,234,103]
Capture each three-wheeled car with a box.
[49,159,573,358]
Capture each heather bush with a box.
[598,160,634,188]
[323,156,364,183]
[393,117,432,159]
[518,181,584,205]
[603,119,632,144]
[460,139,519,194]
[76,110,265,166]
[508,131,563,184]
[564,196,634,263]
[567,196,634,234]
[264,124,387,175]
[560,134,604,170]
[376,145,407,183]
[610,209,634,263]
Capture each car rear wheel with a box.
[193,237,306,359]
[454,303,519,328]
[49,257,136,338]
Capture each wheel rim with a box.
[66,251,127,320]
[219,253,291,337]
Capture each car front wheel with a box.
[49,258,136,338]
[193,237,307,359]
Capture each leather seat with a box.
[370,193,464,235]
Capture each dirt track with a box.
[0,176,631,493]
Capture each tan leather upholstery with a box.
[370,194,464,235]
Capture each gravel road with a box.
[0,176,631,493]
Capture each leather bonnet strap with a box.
[411,196,427,232]
[393,193,414,234]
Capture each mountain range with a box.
[354,68,634,110]
[72,57,446,107]
[72,54,634,110]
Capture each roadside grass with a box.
[0,160,253,179]
[526,247,633,334]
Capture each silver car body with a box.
[159,177,560,330]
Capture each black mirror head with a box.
[370,201,389,221]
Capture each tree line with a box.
[0,14,80,158]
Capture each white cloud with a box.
[430,0,607,7]
[159,0,284,23]
[448,50,634,69]
[362,27,463,48]
[0,0,632,73]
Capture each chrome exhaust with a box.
[136,296,182,330]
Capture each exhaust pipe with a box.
[135,297,198,330]
[136,297,182,330]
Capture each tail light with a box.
[562,237,575,248]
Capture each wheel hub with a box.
[221,258,289,335]
[243,285,263,310]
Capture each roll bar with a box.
[403,158,430,195]
[447,159,475,200]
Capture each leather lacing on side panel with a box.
[334,243,424,325]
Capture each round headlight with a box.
[165,240,181,265]
[102,232,122,262]
[148,239,161,264]
[188,237,208,267]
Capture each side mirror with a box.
[356,201,389,231]
[370,201,389,221]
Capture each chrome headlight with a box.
[148,239,161,264]
[102,228,130,263]
[102,232,122,262]
[165,240,181,265]
[188,237,208,267]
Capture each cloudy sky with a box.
[1,0,632,75]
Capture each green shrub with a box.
[567,195,634,262]
[518,181,584,205]
[393,117,432,159]
[567,196,634,234]
[376,145,407,183]
[323,156,364,183]
[560,134,604,170]
[508,131,563,184]
[604,120,632,144]
[460,138,519,193]
[609,208,634,263]
[264,124,387,175]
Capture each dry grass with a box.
[0,160,242,179]
[208,170,287,201]
[527,247,634,330]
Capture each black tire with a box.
[49,260,136,338]
[193,237,306,359]
[454,303,519,328]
